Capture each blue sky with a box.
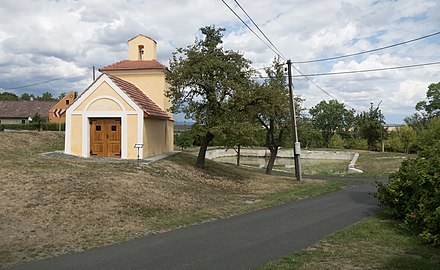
[0,0,439,124]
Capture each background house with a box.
[64,34,174,159]
[0,100,56,124]
[48,91,76,123]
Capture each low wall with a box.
[206,148,363,174]
[206,148,355,160]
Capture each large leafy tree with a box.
[416,82,440,118]
[245,58,291,174]
[309,100,355,146]
[356,103,386,151]
[166,26,253,168]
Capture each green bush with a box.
[328,133,344,148]
[1,122,65,131]
[174,130,194,150]
[375,117,440,246]
[0,124,4,131]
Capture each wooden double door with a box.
[90,118,121,157]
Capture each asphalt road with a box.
[8,182,380,270]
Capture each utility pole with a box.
[287,60,302,181]
[93,66,96,81]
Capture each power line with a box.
[219,0,284,60]
[292,30,440,64]
[291,60,440,77]
[233,0,287,60]
[1,68,91,91]
[219,0,351,107]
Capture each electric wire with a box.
[222,0,345,105]
[233,0,287,60]
[291,60,440,77]
[292,30,440,64]
[219,0,284,60]
[1,68,91,91]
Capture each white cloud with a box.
[0,0,438,123]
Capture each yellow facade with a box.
[143,118,174,157]
[65,34,174,160]
[114,73,170,111]
[128,34,157,61]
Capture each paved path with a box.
[9,182,380,270]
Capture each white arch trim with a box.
[84,95,126,112]
[65,74,145,159]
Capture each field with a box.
[0,131,345,268]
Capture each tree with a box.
[166,26,253,168]
[20,93,35,101]
[404,112,428,132]
[37,91,56,101]
[375,116,440,245]
[356,103,386,151]
[213,108,258,166]
[57,92,67,101]
[175,130,194,150]
[297,116,323,149]
[309,99,355,146]
[329,133,344,148]
[0,92,18,100]
[415,82,440,118]
[246,58,291,174]
[399,125,416,154]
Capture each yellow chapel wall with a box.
[128,35,157,61]
[143,118,174,158]
[68,80,140,159]
[114,73,171,112]
[69,114,83,156]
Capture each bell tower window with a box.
[138,45,144,60]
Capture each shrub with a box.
[0,124,4,131]
[375,116,440,245]
[328,133,344,148]
[174,130,194,150]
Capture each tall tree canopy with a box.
[244,58,292,174]
[166,26,253,168]
[415,82,440,118]
[309,99,355,146]
[356,103,386,151]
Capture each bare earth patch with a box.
[0,132,344,268]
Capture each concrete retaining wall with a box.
[206,148,355,160]
[206,148,363,174]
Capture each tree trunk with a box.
[196,132,214,168]
[265,146,278,175]
[236,144,240,166]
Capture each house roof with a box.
[0,101,56,119]
[106,75,172,120]
[99,60,167,72]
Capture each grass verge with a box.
[0,132,346,268]
[260,212,440,270]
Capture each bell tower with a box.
[128,34,157,61]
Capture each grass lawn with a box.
[260,212,440,270]
[0,131,345,268]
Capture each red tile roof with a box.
[0,101,56,119]
[107,75,172,120]
[99,60,167,72]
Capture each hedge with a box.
[1,122,65,131]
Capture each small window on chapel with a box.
[138,45,145,60]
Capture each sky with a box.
[0,0,439,124]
